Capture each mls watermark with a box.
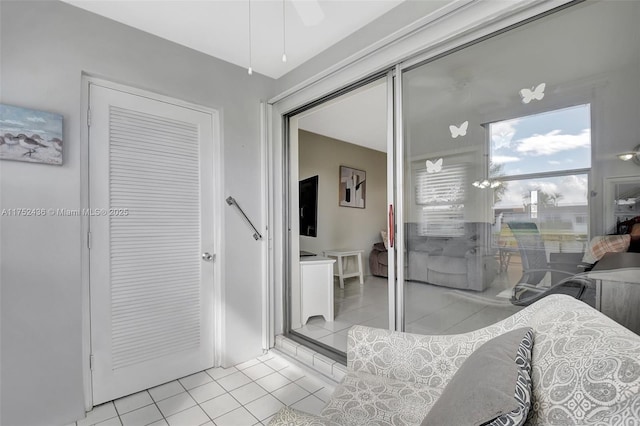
[1,208,129,217]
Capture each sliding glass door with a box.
[286,75,394,355]
[399,0,639,333]
[282,0,640,352]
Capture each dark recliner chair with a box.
[508,222,593,306]
[369,242,388,278]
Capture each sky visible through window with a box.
[490,104,591,176]
[491,104,591,209]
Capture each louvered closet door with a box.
[89,84,215,404]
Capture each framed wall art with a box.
[339,165,366,208]
[0,104,63,165]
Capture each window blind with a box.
[415,163,466,236]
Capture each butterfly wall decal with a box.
[426,158,443,173]
[449,121,469,138]
[520,83,546,104]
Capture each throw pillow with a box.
[631,223,640,241]
[582,234,631,264]
[381,230,389,250]
[421,327,534,426]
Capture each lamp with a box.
[281,0,287,62]
[473,153,502,189]
[247,0,253,75]
[617,144,640,166]
[472,179,502,189]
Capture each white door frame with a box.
[267,0,575,338]
[391,65,404,330]
[80,75,223,410]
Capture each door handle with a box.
[388,204,394,248]
[202,252,215,262]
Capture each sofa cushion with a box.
[377,250,388,267]
[421,327,534,426]
[441,238,473,257]
[321,371,442,426]
[427,255,467,274]
[373,242,387,252]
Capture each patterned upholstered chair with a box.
[270,295,640,425]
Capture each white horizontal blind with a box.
[415,163,466,237]
[109,106,202,370]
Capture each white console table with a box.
[587,252,640,335]
[300,256,336,325]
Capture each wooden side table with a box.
[323,249,364,288]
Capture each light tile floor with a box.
[73,352,334,426]
[293,259,526,352]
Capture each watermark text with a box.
[1,208,129,217]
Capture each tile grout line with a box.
[175,372,215,425]
[215,372,260,424]
[89,353,330,426]
[143,390,162,426]
[204,360,271,424]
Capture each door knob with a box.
[202,252,214,262]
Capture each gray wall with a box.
[0,1,274,425]
[298,131,387,274]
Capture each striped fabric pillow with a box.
[582,234,631,264]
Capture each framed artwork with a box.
[339,165,366,208]
[0,104,63,165]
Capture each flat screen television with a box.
[299,175,318,237]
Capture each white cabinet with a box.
[597,280,640,335]
[300,257,336,325]
[588,253,640,335]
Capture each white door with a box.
[89,83,216,404]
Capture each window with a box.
[415,162,466,236]
[490,104,591,250]
[490,104,591,177]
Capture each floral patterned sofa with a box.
[270,295,640,425]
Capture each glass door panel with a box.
[401,1,640,333]
[288,77,393,354]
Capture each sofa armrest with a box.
[346,303,542,387]
[269,407,338,425]
[347,326,493,388]
[464,244,494,258]
[464,245,480,257]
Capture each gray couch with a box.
[406,222,498,291]
[270,294,640,425]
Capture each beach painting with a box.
[0,104,63,165]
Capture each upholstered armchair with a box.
[406,222,498,291]
[369,242,388,278]
[270,295,640,425]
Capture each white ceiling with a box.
[60,0,404,79]
[298,80,388,152]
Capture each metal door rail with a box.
[226,196,263,240]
